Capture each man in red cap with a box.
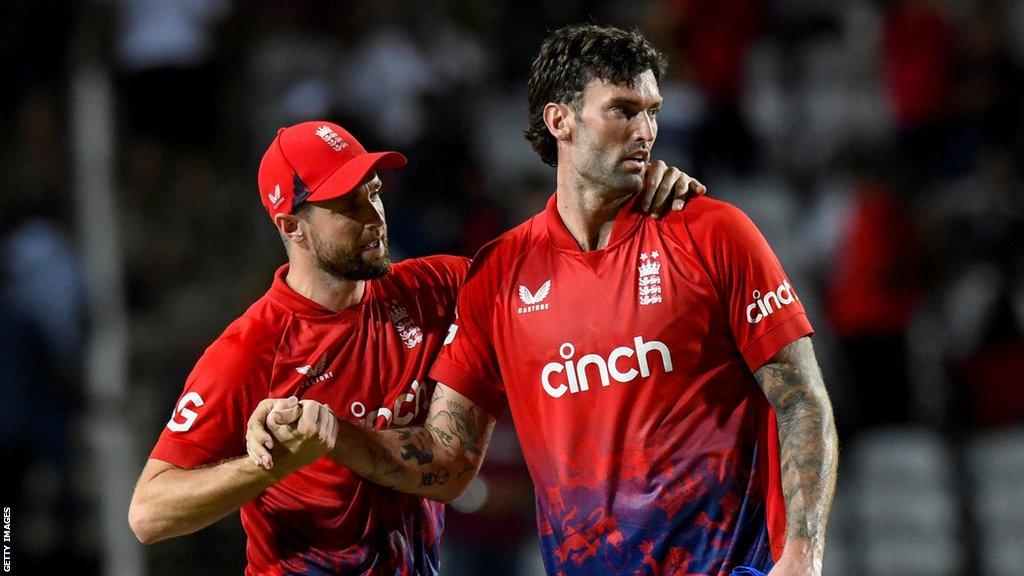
[128,119,704,575]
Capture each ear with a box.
[274,213,306,246]
[543,102,574,143]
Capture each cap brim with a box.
[306,151,407,203]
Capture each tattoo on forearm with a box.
[754,338,838,553]
[401,441,434,465]
[419,469,449,487]
[345,385,492,496]
[455,460,476,480]
[360,443,405,489]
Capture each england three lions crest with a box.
[387,301,423,348]
[638,251,663,306]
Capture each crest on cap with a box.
[315,125,349,152]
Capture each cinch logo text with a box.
[350,379,429,428]
[540,337,674,398]
[746,280,798,324]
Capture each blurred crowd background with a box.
[2,0,1023,575]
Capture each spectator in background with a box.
[0,196,88,573]
[0,2,89,567]
[113,0,233,309]
[954,284,1024,429]
[951,1,1024,175]
[881,0,955,179]
[114,0,230,152]
[663,0,765,175]
[824,152,923,436]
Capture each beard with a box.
[589,159,645,192]
[577,154,645,194]
[311,233,392,281]
[576,128,646,193]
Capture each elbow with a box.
[434,485,467,504]
[128,500,165,545]
[432,469,478,503]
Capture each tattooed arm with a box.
[245,383,495,503]
[753,336,838,576]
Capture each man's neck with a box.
[555,164,635,251]
[285,258,365,312]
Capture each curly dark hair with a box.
[525,25,668,167]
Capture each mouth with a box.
[622,151,649,170]
[361,238,384,255]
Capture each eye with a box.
[649,107,660,118]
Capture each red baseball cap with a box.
[257,120,407,218]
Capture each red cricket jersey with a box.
[430,194,812,575]
[150,255,469,576]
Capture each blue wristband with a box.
[730,568,767,576]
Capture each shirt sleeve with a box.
[149,320,273,468]
[683,199,813,370]
[428,249,508,418]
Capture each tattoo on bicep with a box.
[428,387,488,456]
[432,410,483,455]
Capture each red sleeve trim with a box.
[740,311,813,371]
[429,362,507,419]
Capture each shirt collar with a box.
[542,191,646,253]
[268,264,368,316]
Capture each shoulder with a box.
[467,217,536,276]
[671,196,759,235]
[392,254,471,282]
[661,195,766,250]
[437,218,537,312]
[386,255,472,294]
[192,303,282,379]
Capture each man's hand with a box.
[245,396,337,477]
[641,160,707,217]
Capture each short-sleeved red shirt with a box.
[151,255,469,576]
[430,195,812,575]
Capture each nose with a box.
[634,111,656,144]
[366,201,385,228]
[365,197,386,229]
